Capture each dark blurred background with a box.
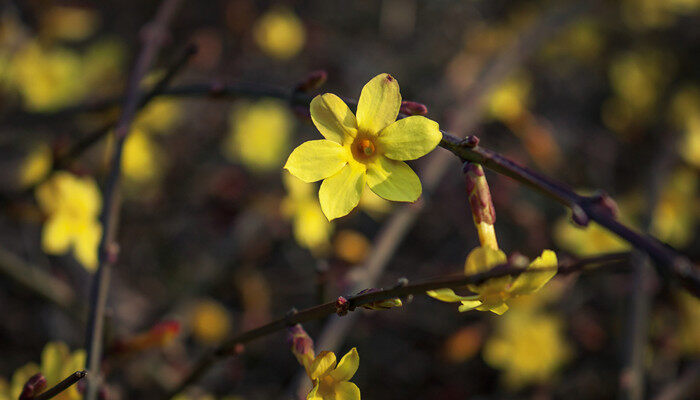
[0,0,698,399]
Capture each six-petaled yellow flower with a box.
[305,348,360,400]
[35,172,102,270]
[284,73,442,221]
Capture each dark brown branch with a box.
[162,251,630,399]
[83,1,184,400]
[33,370,87,400]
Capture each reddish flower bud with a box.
[335,296,350,316]
[19,373,47,400]
[463,163,496,225]
[400,101,428,116]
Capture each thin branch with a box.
[83,2,185,400]
[162,251,630,399]
[33,371,87,400]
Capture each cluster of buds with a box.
[463,162,498,250]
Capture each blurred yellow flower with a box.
[304,348,360,400]
[677,291,700,355]
[253,7,306,60]
[135,98,181,135]
[542,18,604,62]
[358,188,392,217]
[122,127,165,186]
[651,167,698,247]
[10,41,86,111]
[82,38,126,96]
[428,247,558,315]
[443,326,484,363]
[5,342,85,400]
[190,299,232,345]
[554,218,630,256]
[282,173,333,254]
[40,5,99,41]
[285,73,442,220]
[484,309,570,388]
[487,73,531,122]
[19,143,52,188]
[333,230,370,264]
[224,99,293,172]
[669,85,700,167]
[622,0,700,30]
[35,172,102,270]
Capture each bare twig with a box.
[162,251,630,399]
[83,1,184,400]
[33,371,87,400]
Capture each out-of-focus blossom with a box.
[443,326,484,363]
[9,41,86,111]
[669,85,700,168]
[19,143,52,188]
[676,291,700,355]
[484,309,571,388]
[621,0,700,30]
[284,73,441,220]
[190,299,232,345]
[40,5,99,41]
[358,189,392,218]
[282,173,333,254]
[487,73,531,123]
[112,321,181,354]
[333,230,370,264]
[554,218,630,256]
[5,342,85,400]
[541,18,604,61]
[35,172,102,270]
[253,7,305,60]
[82,38,126,95]
[236,270,272,330]
[224,100,293,172]
[135,98,182,135]
[122,127,165,187]
[651,167,698,247]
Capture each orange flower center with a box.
[359,139,375,155]
[350,135,379,163]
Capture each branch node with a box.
[335,296,349,316]
[571,205,590,227]
[460,135,480,148]
[284,308,299,326]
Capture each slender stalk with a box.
[83,2,184,400]
[162,252,630,399]
[33,371,87,400]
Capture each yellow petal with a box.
[333,381,361,400]
[377,116,442,160]
[73,220,102,271]
[284,140,348,183]
[366,157,421,202]
[509,250,558,295]
[458,300,483,312]
[307,382,322,400]
[488,303,509,315]
[329,348,359,382]
[427,288,479,303]
[356,73,401,135]
[308,351,337,380]
[310,93,358,144]
[42,215,72,255]
[319,164,365,221]
[464,246,509,293]
[41,342,69,384]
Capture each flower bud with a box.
[287,324,315,369]
[19,373,47,400]
[400,100,428,116]
[463,162,498,249]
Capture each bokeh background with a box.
[0,0,698,399]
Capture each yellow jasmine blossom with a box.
[282,173,333,254]
[285,73,442,221]
[305,348,360,400]
[40,5,99,41]
[253,7,306,60]
[19,143,52,188]
[676,291,700,355]
[190,299,232,345]
[134,98,181,135]
[35,172,102,270]
[484,309,570,388]
[224,99,293,172]
[122,127,165,185]
[428,246,558,315]
[669,85,700,168]
[9,41,86,111]
[487,73,531,122]
[6,342,85,400]
[554,218,630,256]
[651,167,698,248]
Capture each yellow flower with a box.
[224,99,293,172]
[483,309,570,388]
[669,85,700,168]
[122,127,165,185]
[284,73,442,221]
[487,73,531,122]
[554,218,630,256]
[190,299,232,345]
[134,98,181,135]
[282,173,333,254]
[19,143,52,188]
[9,41,86,111]
[6,342,85,400]
[651,167,698,247]
[677,291,700,355]
[253,7,306,60]
[427,246,558,315]
[35,172,102,270]
[40,5,99,41]
[305,348,360,400]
